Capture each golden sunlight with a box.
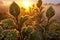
[22,1,32,9]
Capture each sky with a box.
[44,0,60,4]
[0,0,60,4]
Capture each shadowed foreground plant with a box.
[9,1,29,40]
[1,19,16,29]
[35,4,60,40]
[9,1,60,40]
[0,0,60,40]
[3,29,19,40]
[0,19,19,40]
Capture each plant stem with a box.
[16,17,24,40]
[16,17,21,40]
[44,19,50,40]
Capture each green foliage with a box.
[0,23,19,40]
[30,31,41,40]
[26,27,33,33]
[22,26,33,37]
[1,19,16,29]
[22,26,41,40]
[9,2,20,17]
[46,31,60,40]
[1,19,15,26]
[3,29,19,40]
[0,0,60,40]
[45,19,60,40]
[20,16,29,26]
[46,6,55,20]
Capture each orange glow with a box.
[22,0,32,10]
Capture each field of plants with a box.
[0,0,60,40]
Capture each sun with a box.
[22,1,32,9]
[23,2,30,8]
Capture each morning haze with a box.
[0,0,60,4]
[0,0,60,20]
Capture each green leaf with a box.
[37,0,42,8]
[1,19,16,29]
[3,29,19,40]
[47,31,59,39]
[1,19,15,26]
[20,16,28,26]
[22,27,27,37]
[9,2,20,17]
[22,26,33,38]
[30,31,41,40]
[46,6,55,20]
[26,27,33,33]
